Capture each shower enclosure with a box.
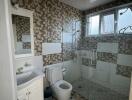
[62,19,131,100]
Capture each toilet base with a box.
[52,86,72,100]
[57,91,71,100]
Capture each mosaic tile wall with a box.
[43,53,62,66]
[16,0,82,65]
[79,0,132,78]
[23,42,31,49]
[80,34,132,78]
[97,52,117,64]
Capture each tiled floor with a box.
[72,79,129,100]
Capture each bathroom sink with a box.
[17,71,38,86]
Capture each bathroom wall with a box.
[79,35,132,95]
[79,0,132,96]
[16,0,82,66]
[44,58,81,83]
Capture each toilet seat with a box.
[47,66,72,100]
[54,80,72,91]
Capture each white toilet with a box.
[47,66,72,100]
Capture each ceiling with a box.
[59,0,116,10]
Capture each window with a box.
[85,5,132,36]
[86,15,100,35]
[101,13,115,34]
[117,7,132,34]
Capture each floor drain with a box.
[78,85,82,88]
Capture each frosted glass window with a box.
[101,14,115,34]
[118,8,132,33]
[88,15,100,35]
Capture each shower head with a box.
[120,8,128,15]
[120,6,132,15]
[130,6,132,11]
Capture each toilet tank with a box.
[47,66,63,85]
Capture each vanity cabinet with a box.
[17,87,28,100]
[17,78,43,100]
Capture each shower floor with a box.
[71,79,129,100]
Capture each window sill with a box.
[85,33,132,37]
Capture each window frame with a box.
[87,14,100,36]
[85,4,132,37]
[100,10,117,35]
[86,14,100,37]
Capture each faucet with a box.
[24,62,31,67]
[16,67,23,74]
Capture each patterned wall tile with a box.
[117,65,132,78]
[117,54,132,67]
[23,42,31,49]
[43,53,62,66]
[80,0,132,78]
[97,42,118,53]
[82,58,96,68]
[119,34,132,55]
[17,0,82,65]
[97,52,117,64]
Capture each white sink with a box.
[16,69,45,90]
[17,71,38,86]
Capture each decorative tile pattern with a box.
[97,43,118,53]
[119,35,132,55]
[116,65,132,78]
[79,0,132,79]
[43,53,62,66]
[23,42,31,49]
[80,35,119,50]
[82,58,96,68]
[79,35,132,77]
[97,52,117,64]
[17,0,81,64]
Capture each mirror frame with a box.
[11,7,34,58]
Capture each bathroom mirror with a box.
[11,7,34,58]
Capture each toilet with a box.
[46,66,72,100]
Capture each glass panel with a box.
[101,14,114,34]
[118,8,132,33]
[88,15,100,35]
[63,32,72,43]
